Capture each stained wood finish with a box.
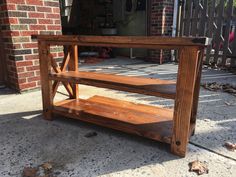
[53,96,173,143]
[33,35,211,47]
[38,41,53,120]
[49,71,176,99]
[68,45,79,99]
[171,47,200,157]
[50,55,73,98]
[36,35,209,157]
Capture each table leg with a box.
[38,41,53,120]
[68,45,79,99]
[171,47,201,157]
[191,50,204,135]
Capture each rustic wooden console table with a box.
[35,35,210,157]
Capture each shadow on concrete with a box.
[0,110,178,176]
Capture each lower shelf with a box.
[53,96,174,144]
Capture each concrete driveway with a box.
[0,58,236,177]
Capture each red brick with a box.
[19,82,37,90]
[16,67,25,72]
[6,44,21,49]
[18,78,26,84]
[26,65,39,71]
[25,0,43,6]
[18,71,35,78]
[25,55,39,60]
[46,13,60,19]
[36,6,52,12]
[47,25,61,30]
[21,30,38,36]
[30,25,46,30]
[3,18,18,24]
[54,20,61,24]
[0,4,16,11]
[58,52,64,57]
[6,0,25,4]
[52,7,60,13]
[35,70,40,76]
[28,12,44,18]
[16,61,33,67]
[27,76,40,82]
[2,31,20,37]
[22,43,38,48]
[38,19,53,24]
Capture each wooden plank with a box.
[68,45,79,99]
[171,47,200,157]
[52,46,72,98]
[53,96,173,144]
[191,50,203,135]
[49,71,176,99]
[33,35,211,47]
[38,41,53,120]
[50,55,73,98]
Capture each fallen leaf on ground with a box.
[189,160,209,175]
[85,131,98,138]
[22,167,38,177]
[202,82,236,96]
[224,142,236,151]
[42,162,53,171]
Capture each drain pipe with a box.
[171,0,179,61]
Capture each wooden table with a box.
[34,35,211,157]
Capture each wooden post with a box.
[190,50,204,135]
[68,45,79,99]
[171,47,200,157]
[38,41,53,120]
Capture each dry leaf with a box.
[202,82,236,96]
[224,142,236,151]
[22,167,38,177]
[189,160,209,175]
[42,162,53,171]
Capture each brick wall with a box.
[0,0,62,91]
[149,0,174,63]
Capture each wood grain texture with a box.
[38,41,53,120]
[50,55,73,98]
[171,47,200,157]
[53,96,173,143]
[49,71,176,99]
[68,45,79,99]
[34,35,211,47]
[36,35,207,157]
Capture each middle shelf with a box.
[49,71,176,99]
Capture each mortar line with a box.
[189,141,236,162]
